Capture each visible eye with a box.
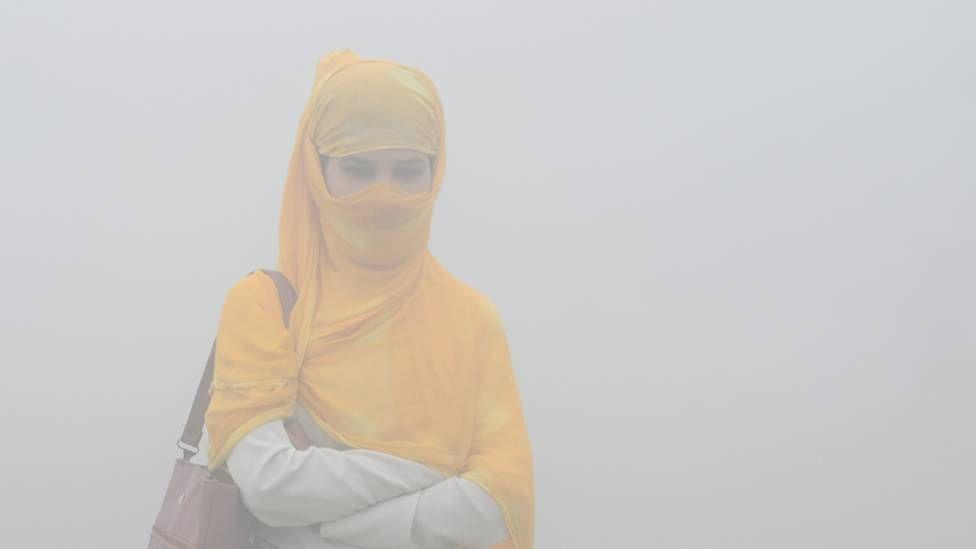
[342,164,375,180]
[394,167,425,180]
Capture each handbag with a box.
[148,269,298,549]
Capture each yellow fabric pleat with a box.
[204,50,534,549]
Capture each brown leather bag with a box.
[148,269,297,549]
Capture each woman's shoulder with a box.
[213,270,295,364]
[425,255,504,329]
[219,269,285,323]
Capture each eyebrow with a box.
[338,157,374,166]
[335,156,428,167]
[394,158,428,166]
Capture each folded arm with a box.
[225,419,444,527]
[318,475,510,549]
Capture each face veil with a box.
[204,50,534,549]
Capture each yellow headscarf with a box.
[204,50,534,549]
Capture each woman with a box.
[203,50,535,549]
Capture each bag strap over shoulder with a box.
[177,269,297,461]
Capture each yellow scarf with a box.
[204,50,534,549]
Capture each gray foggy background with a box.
[2,1,974,547]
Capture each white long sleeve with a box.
[318,475,511,549]
[225,419,443,528]
[226,414,511,548]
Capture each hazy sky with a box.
[2,1,973,547]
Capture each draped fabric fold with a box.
[204,50,533,548]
